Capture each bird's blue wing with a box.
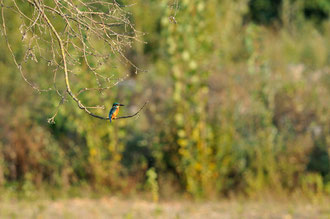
[109,107,116,123]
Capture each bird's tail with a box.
[109,118,112,123]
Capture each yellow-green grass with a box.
[0,197,329,219]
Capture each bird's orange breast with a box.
[111,107,120,119]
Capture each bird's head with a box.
[113,102,124,107]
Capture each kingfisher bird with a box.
[109,102,124,123]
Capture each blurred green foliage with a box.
[0,0,329,199]
[146,167,159,202]
[248,0,330,24]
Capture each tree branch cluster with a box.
[1,0,147,122]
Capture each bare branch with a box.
[1,4,52,93]
[114,101,149,120]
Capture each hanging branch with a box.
[0,0,146,122]
[74,101,148,121]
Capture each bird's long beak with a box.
[120,104,124,106]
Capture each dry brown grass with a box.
[0,197,329,219]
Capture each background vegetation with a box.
[0,0,329,200]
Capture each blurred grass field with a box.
[1,197,330,219]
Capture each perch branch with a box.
[114,101,149,120]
